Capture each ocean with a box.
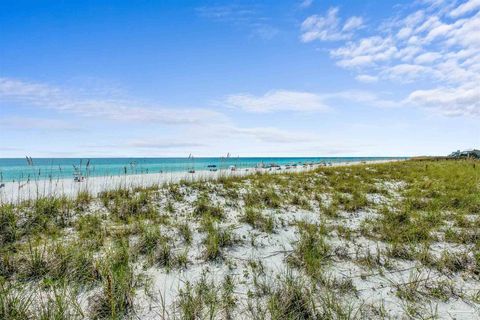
[0,157,405,182]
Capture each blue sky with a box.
[0,0,479,157]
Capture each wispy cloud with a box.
[355,74,378,83]
[0,116,82,131]
[196,4,279,39]
[223,88,402,113]
[450,0,480,17]
[87,140,205,150]
[0,77,226,125]
[126,140,205,149]
[301,7,363,42]
[299,0,314,9]
[223,90,330,113]
[405,84,480,117]
[225,126,317,143]
[0,77,331,156]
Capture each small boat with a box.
[207,164,218,172]
[0,183,5,188]
[229,165,236,171]
[188,170,195,174]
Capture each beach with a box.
[1,159,478,319]
[0,159,399,203]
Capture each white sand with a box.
[0,159,399,203]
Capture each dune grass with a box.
[0,159,478,318]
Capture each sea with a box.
[0,157,406,182]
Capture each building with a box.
[448,149,480,159]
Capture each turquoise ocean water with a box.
[0,157,405,182]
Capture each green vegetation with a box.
[288,222,331,277]
[240,207,275,233]
[0,159,478,318]
[202,218,236,261]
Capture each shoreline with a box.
[0,159,402,203]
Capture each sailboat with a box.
[188,154,195,173]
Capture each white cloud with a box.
[355,74,378,83]
[226,126,316,143]
[331,36,397,67]
[224,90,330,113]
[299,0,313,9]
[406,84,480,116]
[0,77,226,125]
[382,64,436,82]
[126,140,205,149]
[301,7,363,42]
[414,51,441,64]
[343,16,364,32]
[0,77,332,155]
[196,5,278,39]
[0,117,81,131]
[329,90,401,108]
[450,0,480,17]
[302,1,480,117]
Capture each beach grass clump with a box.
[355,247,390,271]
[76,214,105,249]
[0,204,17,246]
[21,196,74,236]
[36,285,84,320]
[385,243,416,261]
[177,222,192,244]
[333,191,369,212]
[0,281,32,319]
[436,251,474,273]
[34,196,73,227]
[17,245,49,281]
[12,240,97,286]
[244,187,282,209]
[136,224,186,269]
[155,239,174,269]
[136,225,163,256]
[193,196,224,220]
[101,189,156,222]
[89,241,135,319]
[365,208,432,245]
[167,184,184,202]
[267,271,318,320]
[394,271,424,302]
[45,241,98,286]
[289,194,312,210]
[177,273,236,319]
[240,207,274,233]
[0,250,16,279]
[320,201,339,218]
[289,222,331,277]
[202,219,236,261]
[177,273,220,319]
[221,275,236,318]
[75,191,92,211]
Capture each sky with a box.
[0,0,479,158]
